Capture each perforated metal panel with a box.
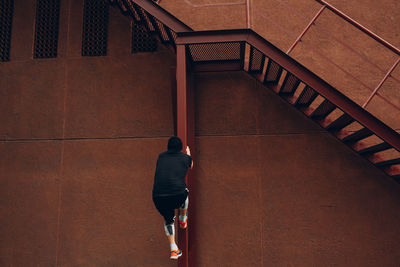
[82,0,109,56]
[123,0,141,22]
[280,73,300,94]
[131,22,157,53]
[0,0,14,62]
[249,46,265,73]
[295,86,318,107]
[188,42,242,62]
[34,0,61,58]
[264,59,283,84]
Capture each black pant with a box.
[153,191,188,225]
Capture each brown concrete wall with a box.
[0,1,176,266]
[192,71,400,266]
[161,0,400,131]
[1,1,400,266]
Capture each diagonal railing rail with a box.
[314,0,400,56]
[287,0,400,120]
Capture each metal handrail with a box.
[315,0,400,56]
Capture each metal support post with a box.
[176,44,195,267]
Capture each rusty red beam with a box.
[170,67,177,135]
[183,0,245,7]
[176,29,400,150]
[315,0,400,56]
[176,29,249,44]
[186,65,196,267]
[130,0,193,32]
[176,44,196,267]
[176,44,189,267]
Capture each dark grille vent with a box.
[34,0,61,58]
[188,42,242,62]
[249,46,265,74]
[131,22,157,53]
[0,0,14,62]
[82,0,109,56]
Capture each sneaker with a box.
[170,249,182,260]
[179,216,188,229]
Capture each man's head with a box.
[168,136,182,152]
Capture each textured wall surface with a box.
[191,72,400,266]
[1,0,400,266]
[0,1,176,266]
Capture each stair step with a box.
[133,5,156,33]
[310,100,336,119]
[120,0,175,50]
[279,73,300,96]
[326,114,354,131]
[294,86,318,108]
[165,27,176,50]
[122,0,141,23]
[116,0,128,13]
[359,142,391,155]
[375,158,400,168]
[148,15,169,43]
[342,128,373,143]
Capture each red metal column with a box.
[171,67,178,135]
[176,44,195,267]
[187,67,196,267]
[176,43,188,267]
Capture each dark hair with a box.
[168,136,182,152]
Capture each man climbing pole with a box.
[152,136,194,260]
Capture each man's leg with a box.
[153,196,181,259]
[179,195,189,228]
[164,216,182,259]
[164,217,176,246]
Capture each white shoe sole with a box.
[170,255,182,260]
[170,252,182,260]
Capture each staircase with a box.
[109,0,400,183]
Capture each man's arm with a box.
[186,146,194,169]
